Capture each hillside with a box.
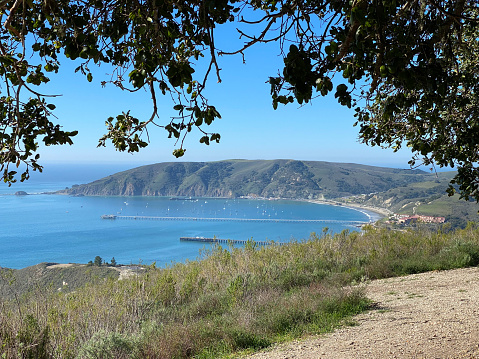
[58,159,429,199]
[0,263,121,300]
[340,171,479,227]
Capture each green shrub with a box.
[230,330,270,350]
[437,241,479,269]
[93,256,102,267]
[15,314,51,359]
[76,330,139,359]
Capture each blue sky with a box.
[35,20,419,171]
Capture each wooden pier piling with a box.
[100,214,368,226]
[179,237,280,246]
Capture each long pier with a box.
[180,237,280,246]
[101,214,368,226]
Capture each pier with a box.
[180,237,280,246]
[100,214,368,226]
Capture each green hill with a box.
[341,171,479,227]
[56,159,479,226]
[59,159,429,199]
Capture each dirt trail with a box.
[246,267,479,359]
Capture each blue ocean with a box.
[0,164,377,269]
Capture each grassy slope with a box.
[2,226,479,358]
[0,263,120,301]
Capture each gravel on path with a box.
[246,267,479,359]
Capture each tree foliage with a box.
[94,255,102,267]
[0,0,229,183]
[253,0,479,201]
[0,0,478,201]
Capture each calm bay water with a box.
[0,175,376,269]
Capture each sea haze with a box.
[0,165,375,269]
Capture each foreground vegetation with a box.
[2,225,479,358]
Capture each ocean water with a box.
[0,172,377,269]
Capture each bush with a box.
[230,330,270,350]
[16,315,51,359]
[94,256,102,267]
[76,330,139,359]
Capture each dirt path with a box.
[246,267,479,359]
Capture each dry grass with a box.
[1,224,479,358]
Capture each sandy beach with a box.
[304,199,391,222]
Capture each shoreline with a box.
[235,195,389,222]
[303,198,390,222]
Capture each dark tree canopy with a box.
[0,0,478,200]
